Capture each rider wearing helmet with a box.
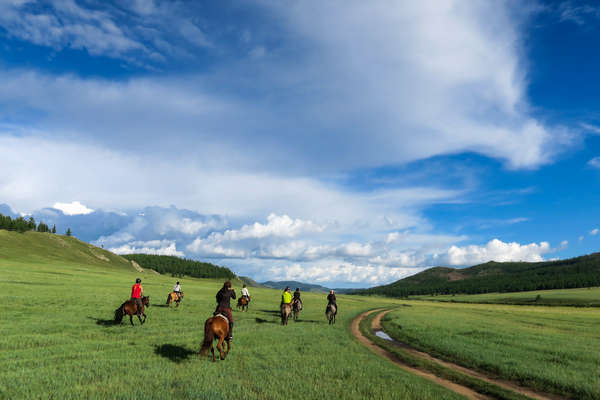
[173,281,182,300]
[131,278,144,315]
[215,281,236,340]
[293,287,302,311]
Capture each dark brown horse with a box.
[199,314,230,361]
[236,296,248,311]
[166,291,184,307]
[292,299,302,321]
[280,303,292,325]
[114,296,150,326]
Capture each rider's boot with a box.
[228,322,234,340]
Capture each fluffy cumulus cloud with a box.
[439,238,552,266]
[52,201,94,215]
[588,157,600,168]
[591,228,599,236]
[109,240,184,257]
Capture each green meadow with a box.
[411,286,600,307]
[381,301,600,399]
[0,231,462,400]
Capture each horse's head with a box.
[142,296,150,306]
[180,291,184,298]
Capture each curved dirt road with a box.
[351,309,491,400]
[352,309,566,400]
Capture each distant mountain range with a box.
[354,253,600,297]
[262,280,331,292]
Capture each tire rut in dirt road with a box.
[351,309,492,400]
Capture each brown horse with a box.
[114,296,150,326]
[326,304,336,325]
[237,296,248,311]
[199,314,231,361]
[280,303,292,325]
[166,291,184,307]
[292,299,302,321]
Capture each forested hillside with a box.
[356,253,600,297]
[122,254,235,280]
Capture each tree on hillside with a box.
[28,217,36,231]
[51,225,56,234]
[66,228,72,236]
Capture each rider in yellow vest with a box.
[281,286,292,305]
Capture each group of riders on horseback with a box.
[115,278,339,359]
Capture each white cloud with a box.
[439,238,552,266]
[53,201,94,215]
[591,228,599,236]
[581,123,600,135]
[109,240,184,257]
[579,235,584,242]
[588,157,600,168]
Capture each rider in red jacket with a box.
[131,278,143,315]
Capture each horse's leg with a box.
[225,338,230,358]
[142,313,147,324]
[129,314,134,326]
[210,343,216,362]
[217,336,225,360]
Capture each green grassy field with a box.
[380,301,600,399]
[412,286,600,307]
[0,232,463,399]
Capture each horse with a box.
[199,314,231,361]
[166,291,184,307]
[237,296,249,312]
[280,303,292,325]
[114,296,150,326]
[326,304,336,325]
[292,299,302,321]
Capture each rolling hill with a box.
[355,253,600,297]
[0,229,134,270]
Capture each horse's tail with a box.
[166,293,171,305]
[114,303,125,323]
[199,318,215,355]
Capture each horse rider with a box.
[173,281,182,300]
[327,289,337,315]
[241,284,250,303]
[293,287,302,310]
[215,281,236,340]
[281,286,293,306]
[131,278,144,315]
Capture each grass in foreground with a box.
[0,257,462,399]
[411,286,600,307]
[381,301,600,399]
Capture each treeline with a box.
[122,254,235,280]
[0,212,70,235]
[356,253,600,297]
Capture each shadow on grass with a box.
[153,304,170,308]
[255,317,277,324]
[293,319,321,323]
[154,344,196,363]
[258,309,281,316]
[88,316,118,327]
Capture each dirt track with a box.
[351,309,566,400]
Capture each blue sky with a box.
[1,0,599,287]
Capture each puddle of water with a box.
[375,330,394,341]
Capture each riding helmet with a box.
[136,278,141,283]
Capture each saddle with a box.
[214,313,229,324]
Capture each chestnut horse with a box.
[166,291,184,307]
[280,303,292,325]
[199,314,230,361]
[114,296,150,326]
[237,296,248,311]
